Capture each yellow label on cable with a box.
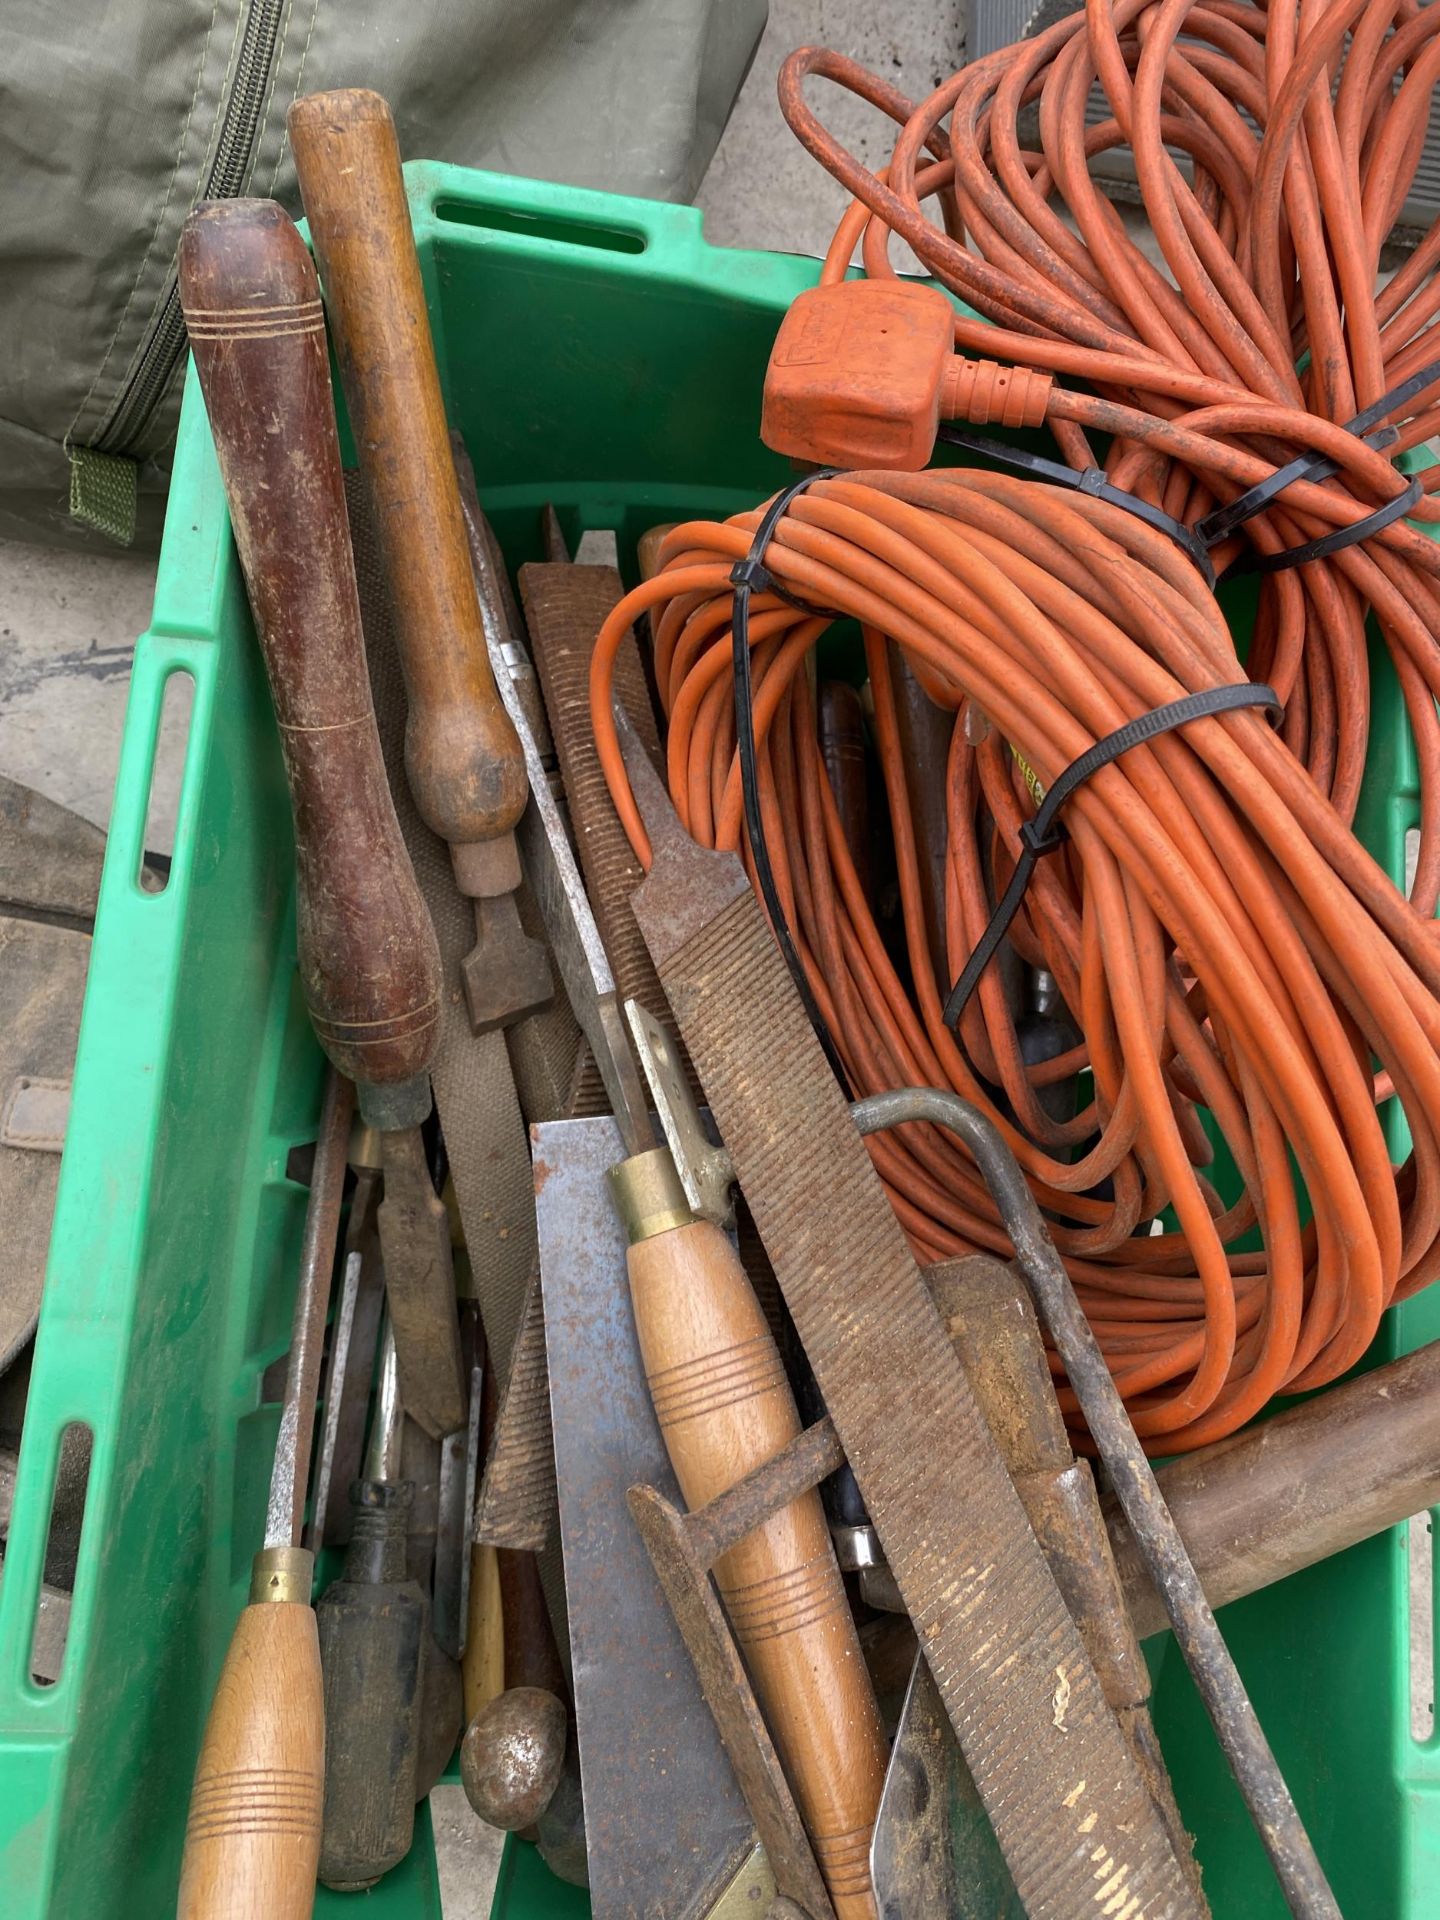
[1010,743,1046,806]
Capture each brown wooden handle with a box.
[178,199,441,1099]
[636,522,680,582]
[498,1547,567,1699]
[627,1217,886,1920]
[177,1596,324,1920]
[288,88,527,863]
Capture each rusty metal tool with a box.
[518,529,668,1056]
[481,533,889,1907]
[864,1253,1202,1917]
[870,1654,1013,1920]
[862,1333,1440,1663]
[617,707,1202,1920]
[932,1255,1198,1887]
[309,1125,385,1550]
[1110,1334,1440,1640]
[315,1316,427,1890]
[461,1686,569,1834]
[178,196,465,1442]
[433,1283,483,1663]
[849,1086,1338,1920]
[628,1426,853,1920]
[465,495,674,1557]
[624,1253,1198,1920]
[621,540,885,1581]
[535,1114,760,1916]
[461,1534,571,1834]
[870,1311,1440,1917]
[177,1070,353,1919]
[374,1128,466,1441]
[288,87,550,1036]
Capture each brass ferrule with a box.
[249,1544,314,1606]
[348,1118,384,1172]
[609,1147,693,1246]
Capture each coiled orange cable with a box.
[778,16,1440,910]
[589,470,1440,1452]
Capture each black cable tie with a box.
[730,467,854,1092]
[936,424,1217,587]
[943,682,1282,1032]
[1236,473,1422,573]
[1192,426,1398,550]
[730,552,842,620]
[1193,356,1440,558]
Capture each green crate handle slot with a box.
[0,628,217,1707]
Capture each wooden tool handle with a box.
[288,89,528,860]
[498,1547,567,1699]
[178,199,441,1097]
[315,1502,425,1890]
[178,1580,324,1919]
[627,1218,887,1920]
[462,1541,506,1724]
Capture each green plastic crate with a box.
[1,160,1437,1918]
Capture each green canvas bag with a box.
[0,0,765,548]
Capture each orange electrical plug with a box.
[762,279,1052,469]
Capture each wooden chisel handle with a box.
[177,1550,323,1920]
[620,1188,887,1920]
[288,88,528,877]
[178,199,440,1110]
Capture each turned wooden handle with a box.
[627,1219,886,1920]
[288,88,527,859]
[177,1597,324,1919]
[178,199,441,1095]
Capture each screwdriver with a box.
[178,196,466,1442]
[316,1318,428,1890]
[287,86,551,1037]
[177,1070,353,1919]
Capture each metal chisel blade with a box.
[535,1115,758,1919]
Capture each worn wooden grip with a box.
[462,1541,506,1725]
[177,1599,324,1920]
[627,1219,886,1920]
[178,199,440,1093]
[499,1547,567,1698]
[288,88,527,855]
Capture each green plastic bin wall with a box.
[0,161,1435,1919]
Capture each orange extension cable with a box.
[776,15,1440,910]
[583,6,1440,1452]
[589,471,1440,1453]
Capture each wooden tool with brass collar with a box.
[177,1073,353,1920]
[288,85,551,1035]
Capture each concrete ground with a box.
[0,6,959,1917]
